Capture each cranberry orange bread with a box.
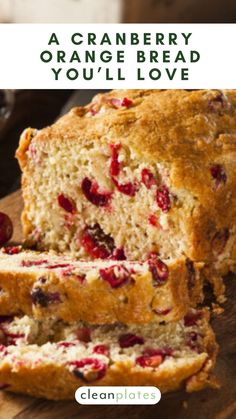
[0,310,218,400]
[0,247,203,324]
[16,90,236,292]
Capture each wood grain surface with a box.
[0,191,236,419]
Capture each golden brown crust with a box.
[0,252,203,324]
[0,357,211,400]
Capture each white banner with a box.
[0,23,235,88]
[75,386,161,405]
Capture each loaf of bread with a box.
[16,90,236,296]
[0,310,217,400]
[1,88,232,401]
[0,247,203,324]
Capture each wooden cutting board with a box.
[0,190,236,419]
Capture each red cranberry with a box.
[136,347,172,368]
[81,177,112,207]
[76,275,86,284]
[109,142,139,197]
[156,185,171,212]
[121,97,133,108]
[0,326,25,346]
[93,344,109,356]
[76,327,91,343]
[184,311,202,327]
[109,97,133,109]
[100,265,130,288]
[112,176,139,197]
[212,228,229,255]
[0,213,13,246]
[2,246,22,255]
[21,259,48,267]
[136,354,163,368]
[153,308,172,316]
[148,214,160,227]
[58,194,76,213]
[210,164,227,187]
[148,253,169,285]
[69,358,106,381]
[141,168,156,189]
[47,263,72,270]
[110,248,126,261]
[80,224,115,259]
[109,143,121,177]
[119,333,144,348]
[80,224,126,260]
[58,342,76,348]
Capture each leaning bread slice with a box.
[16,90,236,297]
[0,310,218,400]
[0,247,203,324]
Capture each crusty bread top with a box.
[18,89,236,155]
[16,89,236,226]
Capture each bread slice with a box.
[0,310,218,400]
[16,90,236,292]
[0,247,203,324]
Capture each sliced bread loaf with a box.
[0,247,203,324]
[0,310,218,400]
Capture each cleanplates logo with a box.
[75,386,161,405]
